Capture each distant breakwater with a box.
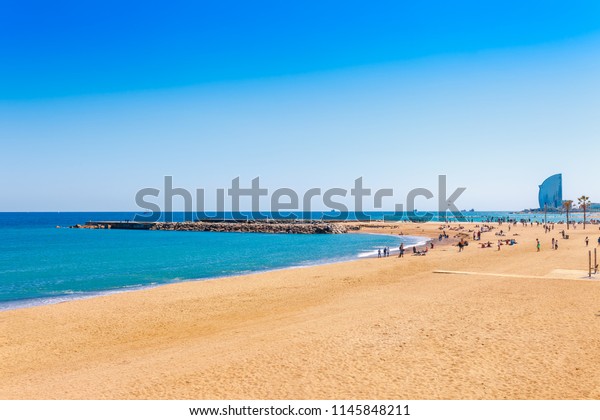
[71,220,356,234]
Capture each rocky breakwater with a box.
[152,220,352,234]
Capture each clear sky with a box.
[1,1,599,211]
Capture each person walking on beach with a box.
[378,249,381,258]
[398,243,404,258]
[555,240,559,250]
[585,237,589,247]
[536,239,540,252]
[552,238,555,249]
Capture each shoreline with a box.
[1,221,599,399]
[0,230,430,313]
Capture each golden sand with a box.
[1,222,599,399]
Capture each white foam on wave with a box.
[0,283,160,312]
[357,249,379,258]
[356,235,430,258]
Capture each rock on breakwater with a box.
[72,220,355,234]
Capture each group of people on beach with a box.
[450,222,524,252]
[378,247,391,258]
[537,235,600,252]
[376,218,600,260]
[412,243,432,256]
[379,242,433,258]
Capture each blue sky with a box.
[1,1,599,211]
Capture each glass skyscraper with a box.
[538,174,562,209]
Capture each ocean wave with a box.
[0,283,162,312]
[356,235,429,258]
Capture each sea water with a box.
[0,213,427,310]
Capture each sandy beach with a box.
[1,221,599,399]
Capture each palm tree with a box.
[563,200,573,230]
[578,195,591,229]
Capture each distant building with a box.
[538,174,562,209]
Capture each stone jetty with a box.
[71,220,355,234]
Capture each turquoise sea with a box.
[0,212,425,311]
[0,211,578,311]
